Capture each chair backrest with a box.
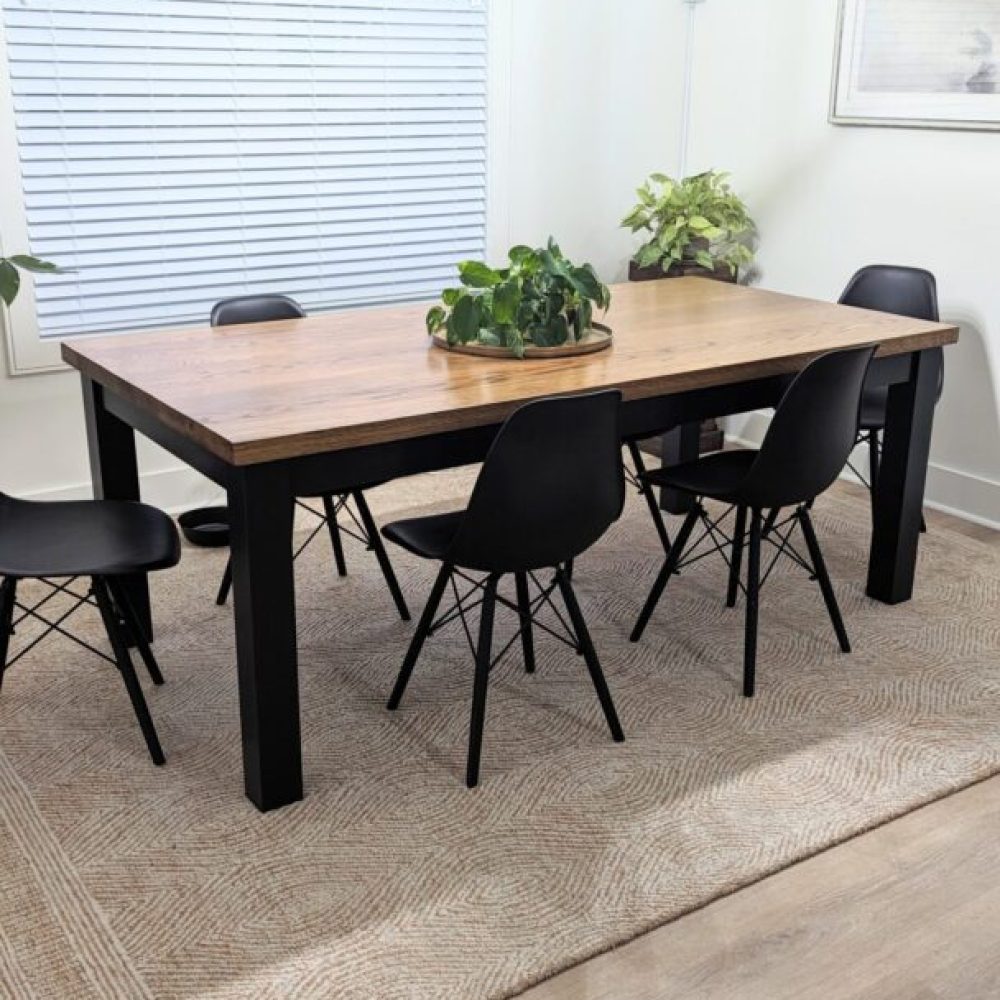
[838,265,939,322]
[447,391,625,573]
[210,294,306,327]
[737,345,877,509]
[839,264,944,404]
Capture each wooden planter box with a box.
[629,257,738,453]
[628,259,735,284]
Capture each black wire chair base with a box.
[215,490,410,620]
[631,499,851,699]
[387,563,623,788]
[0,574,166,764]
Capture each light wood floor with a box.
[521,496,1000,1000]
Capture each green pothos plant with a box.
[426,238,611,358]
[0,254,66,306]
[622,170,754,276]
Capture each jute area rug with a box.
[1,469,998,999]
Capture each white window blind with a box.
[1,0,488,338]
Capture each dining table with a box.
[62,276,959,811]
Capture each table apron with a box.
[100,351,924,500]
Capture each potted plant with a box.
[426,238,611,359]
[0,253,65,305]
[622,171,754,456]
[621,170,754,283]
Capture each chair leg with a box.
[387,563,451,710]
[564,558,574,581]
[322,494,348,577]
[627,440,672,554]
[867,429,880,519]
[215,557,233,606]
[761,507,780,537]
[920,512,928,534]
[797,507,851,654]
[556,569,624,743]
[514,572,535,674]
[107,578,165,686]
[0,578,17,694]
[92,578,165,765]
[727,505,748,608]
[353,490,410,622]
[743,508,762,698]
[466,574,498,788]
[630,504,701,643]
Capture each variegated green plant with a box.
[622,170,754,276]
[426,238,610,359]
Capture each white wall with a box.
[0,0,685,510]
[688,0,1000,526]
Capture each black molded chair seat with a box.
[0,496,180,578]
[382,510,462,561]
[0,492,179,765]
[645,450,756,503]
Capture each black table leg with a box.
[81,377,152,641]
[867,347,943,605]
[228,463,302,811]
[658,422,700,514]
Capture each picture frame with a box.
[831,0,1000,131]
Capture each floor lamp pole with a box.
[678,0,706,178]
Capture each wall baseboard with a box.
[17,464,224,515]
[726,412,1000,532]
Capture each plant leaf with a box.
[447,294,481,342]
[569,265,602,301]
[637,243,662,268]
[425,304,447,335]
[0,260,20,306]
[458,260,502,288]
[8,254,68,274]
[491,280,520,325]
[530,314,568,348]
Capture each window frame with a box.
[0,0,512,376]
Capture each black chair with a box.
[630,345,877,698]
[210,295,409,620]
[382,391,626,787]
[0,494,180,763]
[839,265,943,531]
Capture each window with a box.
[0,0,507,373]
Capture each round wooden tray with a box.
[431,322,612,359]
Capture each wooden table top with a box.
[62,277,959,466]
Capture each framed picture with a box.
[831,0,1000,130]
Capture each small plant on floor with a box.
[0,254,67,306]
[426,238,611,358]
[621,170,754,277]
